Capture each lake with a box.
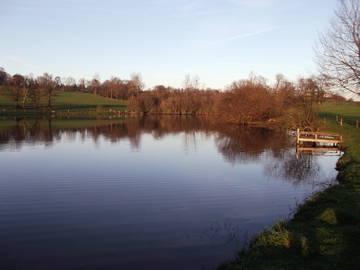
[0,117,339,270]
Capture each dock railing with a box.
[296,129,342,145]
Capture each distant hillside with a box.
[0,90,126,107]
[0,90,127,118]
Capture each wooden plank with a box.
[299,136,341,141]
[299,135,341,140]
[299,131,341,137]
[297,147,341,152]
[298,138,341,144]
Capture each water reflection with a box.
[0,117,327,184]
[2,118,292,152]
[0,117,338,270]
[265,151,321,185]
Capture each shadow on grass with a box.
[218,181,360,270]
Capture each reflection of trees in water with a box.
[215,127,292,164]
[0,117,294,162]
[0,117,322,184]
[265,150,320,185]
[0,119,55,150]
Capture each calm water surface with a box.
[0,117,338,270]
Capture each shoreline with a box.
[0,111,289,130]
[217,113,360,269]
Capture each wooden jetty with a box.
[295,145,342,159]
[296,129,342,146]
[296,146,341,152]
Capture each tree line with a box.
[0,68,144,109]
[1,0,359,128]
[128,74,347,128]
[0,67,350,127]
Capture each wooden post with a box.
[340,118,343,126]
[356,120,359,128]
[297,128,300,145]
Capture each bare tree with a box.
[0,67,8,86]
[317,0,360,95]
[128,73,144,97]
[54,76,62,90]
[37,73,55,109]
[10,74,27,108]
[183,74,200,91]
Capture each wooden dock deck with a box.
[295,145,342,159]
[296,146,341,152]
[296,129,343,146]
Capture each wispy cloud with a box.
[221,26,279,43]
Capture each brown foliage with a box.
[0,67,338,127]
[215,78,275,124]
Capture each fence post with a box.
[340,118,343,126]
[297,128,300,145]
[356,120,359,128]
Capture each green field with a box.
[219,102,360,270]
[320,102,360,128]
[53,91,126,107]
[319,102,360,164]
[0,90,126,106]
[0,89,16,105]
[0,90,127,118]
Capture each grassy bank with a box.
[218,102,360,270]
[0,90,127,118]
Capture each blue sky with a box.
[0,0,337,89]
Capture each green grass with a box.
[219,102,360,270]
[52,91,126,107]
[0,89,127,118]
[0,89,16,105]
[319,102,360,131]
[318,102,360,164]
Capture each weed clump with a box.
[317,208,337,225]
